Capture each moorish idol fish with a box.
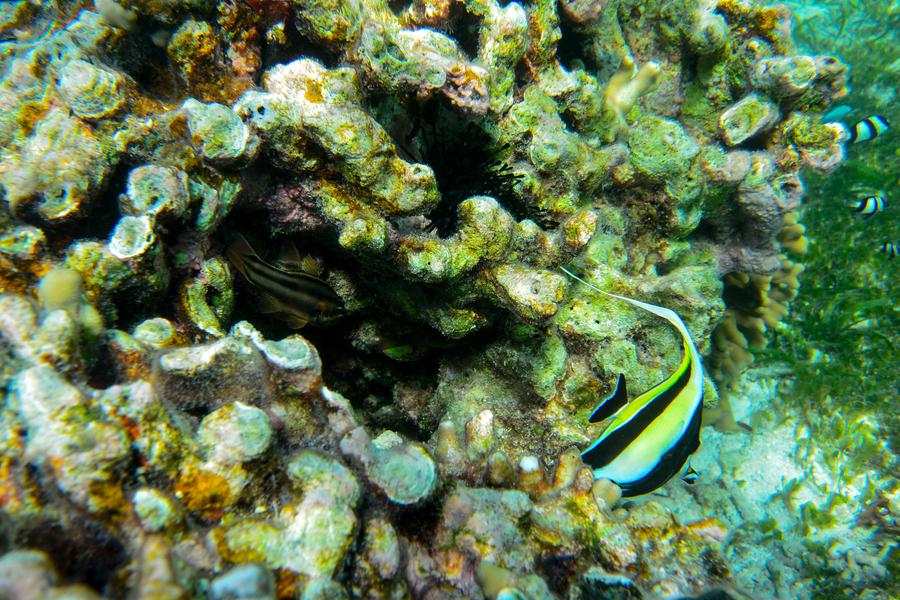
[839,115,890,144]
[226,234,344,328]
[560,267,704,497]
[881,242,897,259]
[848,195,885,219]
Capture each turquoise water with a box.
[0,1,897,598]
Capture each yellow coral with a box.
[175,463,233,519]
[604,57,661,137]
[38,267,83,312]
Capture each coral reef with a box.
[0,0,894,598]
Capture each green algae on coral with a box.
[0,0,894,597]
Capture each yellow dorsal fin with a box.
[300,255,320,276]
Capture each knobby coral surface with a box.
[1,0,887,598]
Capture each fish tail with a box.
[560,266,605,294]
[560,266,690,341]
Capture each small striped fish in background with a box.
[838,115,890,143]
[848,195,885,219]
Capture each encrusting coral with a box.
[0,0,884,597]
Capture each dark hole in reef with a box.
[734,133,769,152]
[446,1,483,61]
[111,27,182,104]
[558,105,582,134]
[682,51,700,84]
[386,0,413,17]
[40,159,129,256]
[386,492,444,542]
[313,311,451,442]
[12,516,128,593]
[0,510,12,553]
[85,339,120,390]
[261,18,343,72]
[722,275,766,313]
[371,95,527,238]
[540,552,580,595]
[557,16,604,74]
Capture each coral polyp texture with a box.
[0,0,894,598]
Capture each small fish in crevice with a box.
[560,267,705,497]
[226,234,344,328]
[880,242,897,259]
[848,195,885,219]
[838,115,890,144]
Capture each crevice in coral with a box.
[446,2,483,62]
[120,34,183,105]
[262,17,343,72]
[387,0,414,18]
[373,95,526,238]
[540,552,580,596]
[40,159,127,254]
[387,494,443,544]
[557,15,599,74]
[85,341,120,390]
[11,515,127,593]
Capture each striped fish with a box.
[561,267,704,497]
[226,234,344,328]
[841,115,890,143]
[881,242,897,259]
[849,195,885,219]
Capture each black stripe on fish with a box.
[240,253,340,305]
[581,362,693,471]
[865,196,884,218]
[244,271,340,322]
[882,243,897,259]
[617,400,703,497]
[589,373,628,423]
[852,195,884,218]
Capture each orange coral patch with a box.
[175,465,232,520]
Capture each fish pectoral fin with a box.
[258,293,282,314]
[678,461,698,484]
[284,314,308,329]
[589,373,628,423]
